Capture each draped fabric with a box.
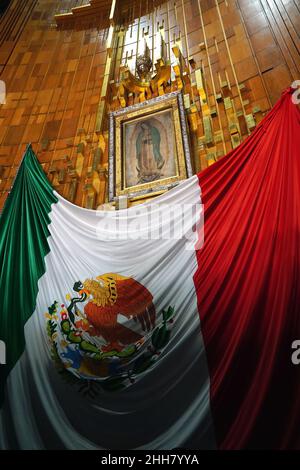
[0,88,299,450]
[196,87,300,449]
[0,146,57,405]
[0,156,215,449]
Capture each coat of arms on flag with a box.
[45,273,175,394]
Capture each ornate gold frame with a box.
[108,91,193,201]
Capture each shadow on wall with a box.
[0,0,11,16]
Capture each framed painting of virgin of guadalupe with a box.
[108,91,193,202]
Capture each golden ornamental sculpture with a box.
[117,41,171,106]
[136,43,153,82]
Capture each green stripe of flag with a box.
[0,145,57,405]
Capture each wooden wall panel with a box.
[239,0,300,103]
[0,0,299,210]
[0,0,109,210]
[0,0,38,67]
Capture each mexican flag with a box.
[0,88,300,449]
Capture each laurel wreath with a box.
[46,301,175,398]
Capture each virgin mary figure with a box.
[136,121,165,183]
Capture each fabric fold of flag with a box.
[0,87,299,450]
[0,145,58,405]
[196,87,300,449]
[0,148,213,450]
